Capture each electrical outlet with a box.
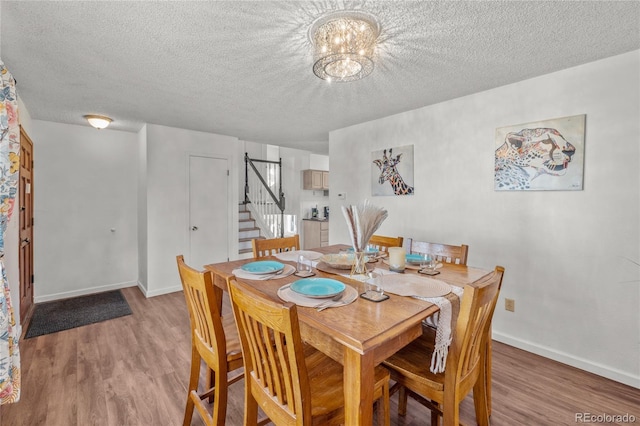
[505,298,515,312]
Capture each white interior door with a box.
[189,155,229,268]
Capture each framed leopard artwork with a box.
[495,115,585,191]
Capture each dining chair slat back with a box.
[368,235,404,253]
[229,278,391,426]
[383,266,504,426]
[409,240,469,265]
[252,235,300,259]
[176,255,244,426]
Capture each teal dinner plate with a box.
[406,254,427,264]
[290,278,346,299]
[241,260,285,274]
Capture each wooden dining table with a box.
[205,244,491,425]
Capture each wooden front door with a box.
[19,126,34,324]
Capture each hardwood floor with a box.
[2,286,638,425]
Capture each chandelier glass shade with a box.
[310,11,380,82]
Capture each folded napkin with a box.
[233,264,296,281]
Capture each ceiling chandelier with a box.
[309,11,380,83]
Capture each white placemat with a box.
[277,283,358,308]
[380,273,451,298]
[275,250,323,262]
[233,264,296,280]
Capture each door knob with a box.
[21,238,30,244]
[191,226,198,231]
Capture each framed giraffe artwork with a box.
[371,145,414,196]
[494,114,585,191]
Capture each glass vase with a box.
[351,251,368,280]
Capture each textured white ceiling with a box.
[2,1,639,154]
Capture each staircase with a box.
[239,204,263,255]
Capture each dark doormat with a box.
[24,289,132,339]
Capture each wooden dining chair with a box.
[252,234,300,258]
[382,266,505,426]
[176,255,244,426]
[409,240,469,265]
[409,240,499,416]
[229,278,391,426]
[421,243,502,419]
[410,240,470,328]
[368,235,404,253]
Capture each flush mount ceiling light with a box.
[84,114,112,129]
[309,10,380,82]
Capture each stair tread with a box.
[239,236,265,242]
[238,203,263,254]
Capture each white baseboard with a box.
[493,331,640,389]
[34,281,138,303]
[139,283,182,298]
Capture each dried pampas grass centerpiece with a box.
[341,200,388,276]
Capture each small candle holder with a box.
[387,247,406,273]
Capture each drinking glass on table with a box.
[364,271,385,301]
[297,255,312,274]
[420,254,438,274]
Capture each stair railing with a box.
[244,152,285,238]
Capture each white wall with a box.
[309,153,329,171]
[144,124,239,296]
[137,124,148,291]
[279,147,307,220]
[19,121,241,303]
[329,51,640,387]
[30,120,139,302]
[278,147,329,244]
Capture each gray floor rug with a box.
[25,289,132,339]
